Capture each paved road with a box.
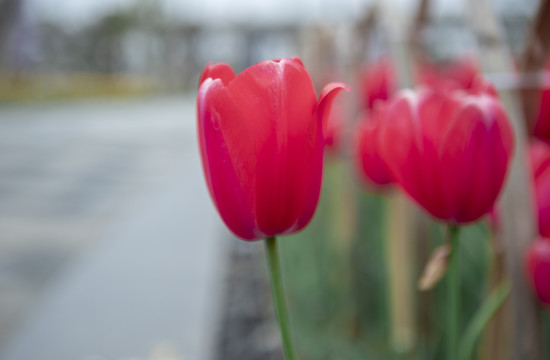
[0,97,230,360]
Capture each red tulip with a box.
[359,57,395,111]
[529,139,550,237]
[354,104,394,188]
[197,57,350,240]
[526,238,550,306]
[533,88,550,140]
[532,61,550,141]
[379,79,514,224]
[415,56,479,92]
[322,95,347,153]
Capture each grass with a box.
[279,156,492,360]
[0,72,155,103]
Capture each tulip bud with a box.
[197,57,350,240]
[415,56,479,92]
[354,104,394,189]
[526,238,550,306]
[359,57,395,111]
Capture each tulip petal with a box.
[440,95,512,222]
[227,58,321,236]
[381,91,439,216]
[199,61,236,87]
[317,82,351,140]
[355,106,394,187]
[197,78,258,240]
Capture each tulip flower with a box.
[379,80,514,224]
[197,57,349,360]
[359,57,395,111]
[197,57,349,241]
[354,104,394,189]
[532,61,550,141]
[526,237,550,306]
[415,56,479,92]
[533,87,550,140]
[378,79,513,360]
[529,139,550,238]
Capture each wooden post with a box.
[520,0,550,132]
[466,0,542,359]
[380,3,418,354]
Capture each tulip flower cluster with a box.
[197,56,517,360]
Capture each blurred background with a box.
[0,0,544,359]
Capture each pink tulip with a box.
[322,94,348,153]
[526,238,550,306]
[379,80,514,224]
[532,61,550,141]
[354,104,394,188]
[529,139,550,237]
[197,57,350,240]
[415,56,479,92]
[199,61,236,86]
[359,58,395,111]
[533,88,550,140]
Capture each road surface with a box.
[0,96,230,360]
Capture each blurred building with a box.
[0,0,541,94]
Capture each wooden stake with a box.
[520,0,550,132]
[466,0,542,358]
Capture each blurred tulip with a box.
[379,80,514,224]
[415,56,479,92]
[199,61,236,86]
[359,57,395,111]
[354,104,394,189]
[197,57,350,240]
[532,61,550,141]
[526,238,550,306]
[529,139,550,237]
[533,88,550,140]
[322,94,346,153]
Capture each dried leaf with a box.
[418,244,451,291]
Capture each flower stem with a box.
[447,225,461,360]
[458,281,511,360]
[265,236,297,360]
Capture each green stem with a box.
[265,236,297,360]
[447,225,461,360]
[544,311,550,357]
[458,282,511,360]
